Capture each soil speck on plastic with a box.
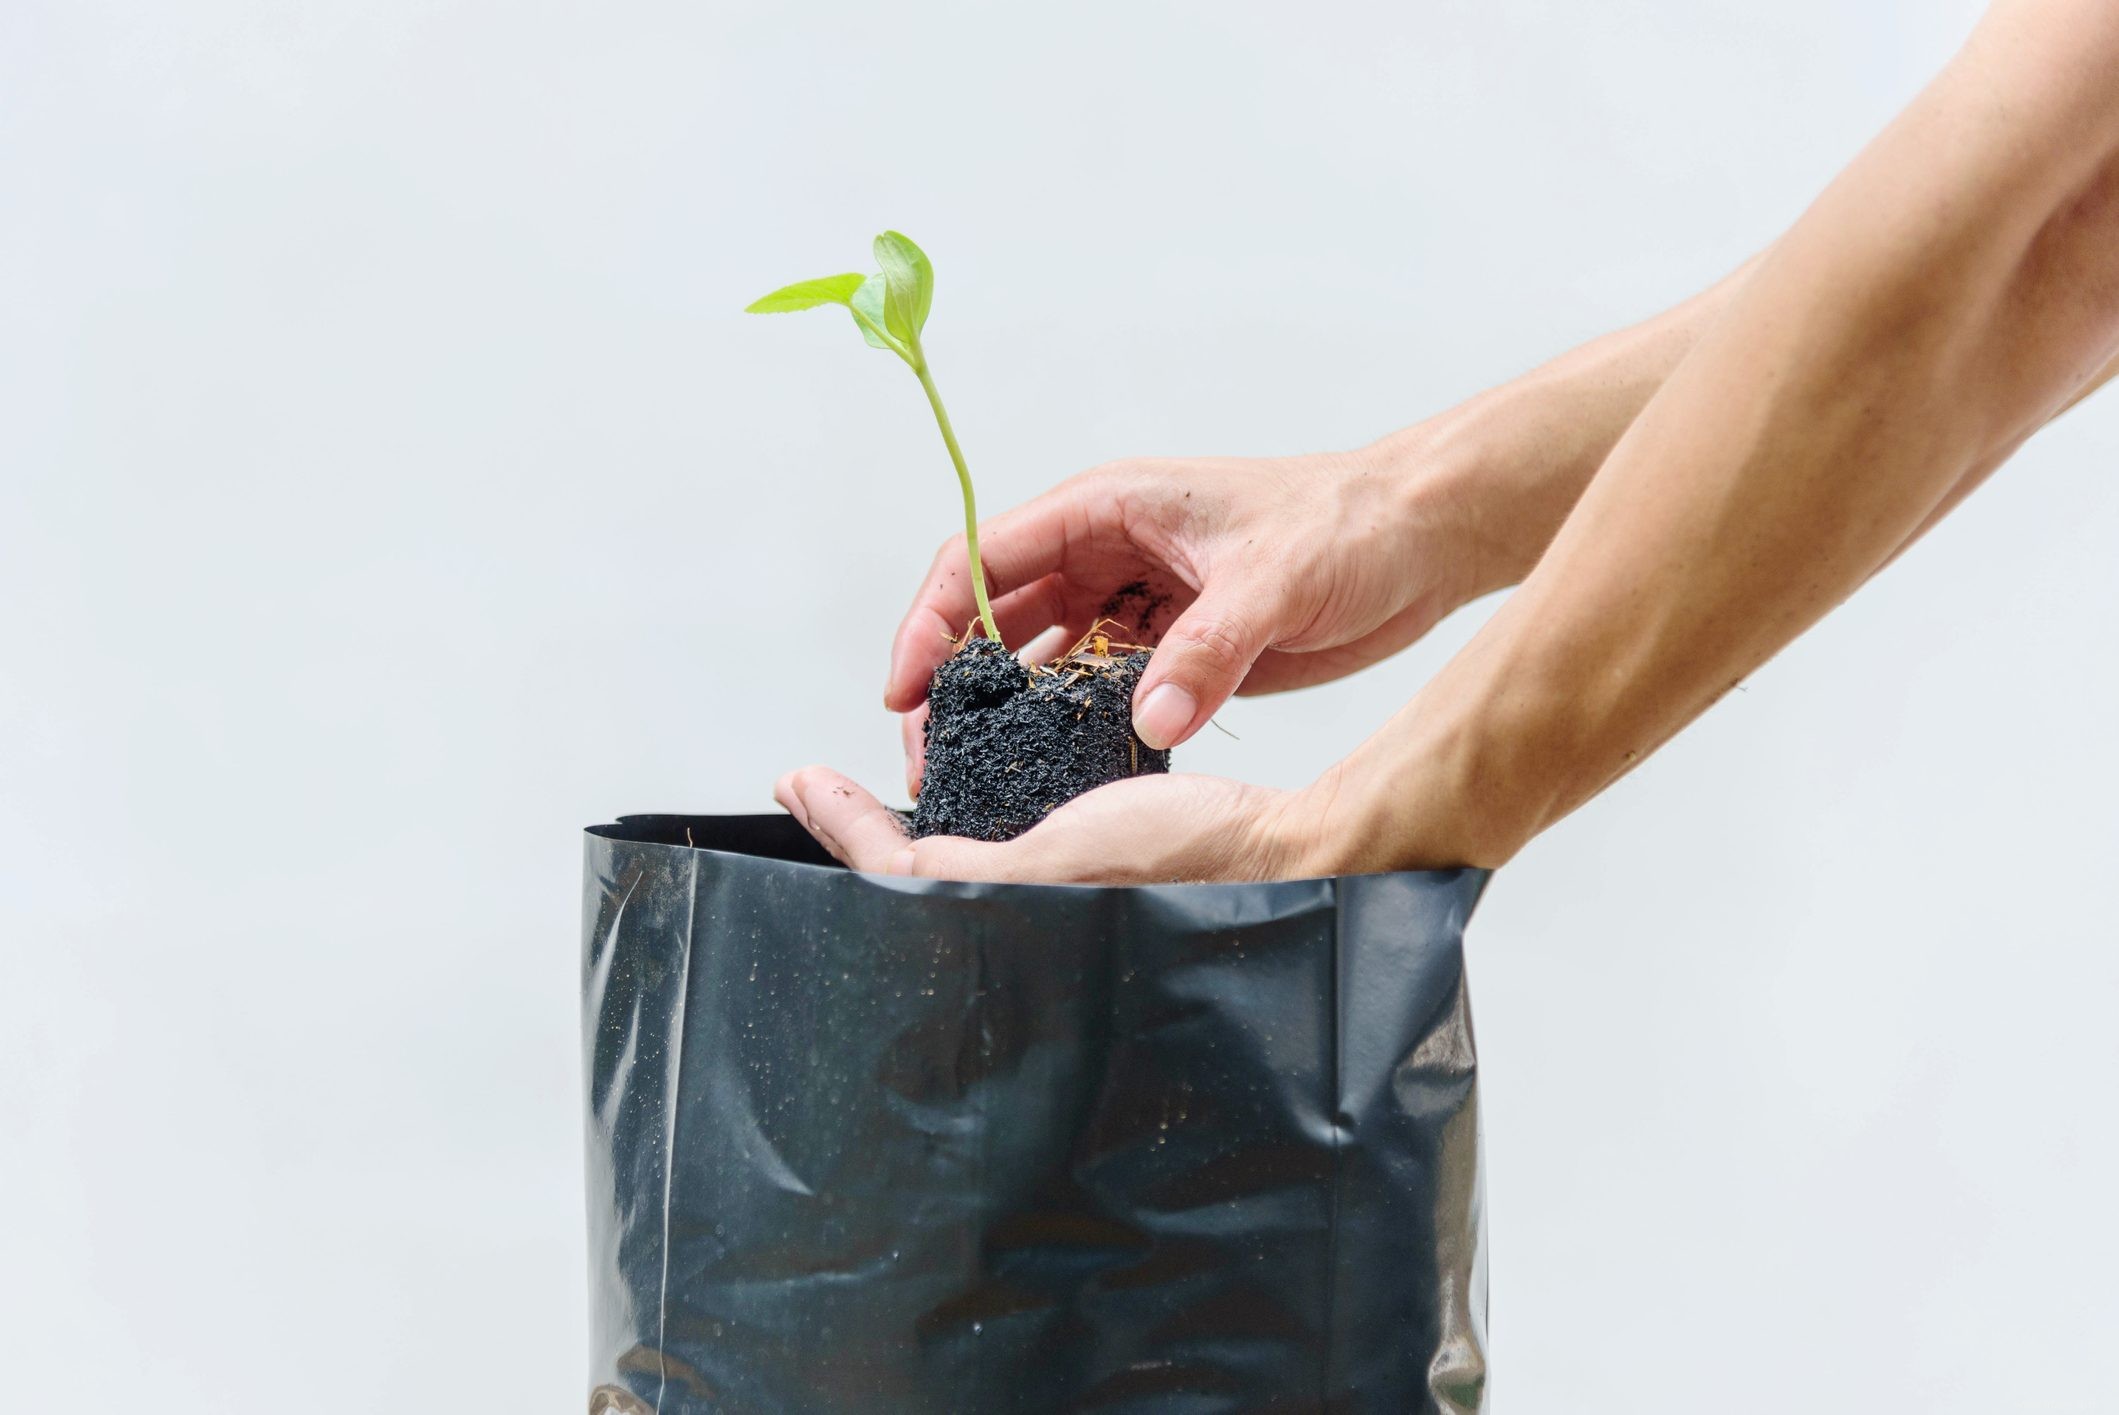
[913,637,1170,841]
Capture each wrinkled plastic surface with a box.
[583,814,1491,1414]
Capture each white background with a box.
[5,1,2115,1409]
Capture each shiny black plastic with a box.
[583,814,1491,1413]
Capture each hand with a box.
[884,440,1484,795]
[773,765,1328,884]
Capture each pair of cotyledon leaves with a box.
[745,231,934,365]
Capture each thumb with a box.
[1132,589,1276,750]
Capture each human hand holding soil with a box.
[775,764,1328,884]
[773,1,2119,883]
[881,248,1782,797]
[885,444,1480,789]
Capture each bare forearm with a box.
[1374,256,1764,598]
[1316,2,2119,870]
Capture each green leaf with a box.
[849,273,909,357]
[873,230,933,340]
[744,273,867,314]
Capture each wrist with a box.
[1286,675,1546,876]
[1359,390,1554,604]
[1342,413,1499,621]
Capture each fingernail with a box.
[888,846,917,876]
[1134,682,1196,751]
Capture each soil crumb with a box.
[913,637,1171,841]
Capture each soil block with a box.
[913,636,1171,841]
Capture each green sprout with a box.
[746,231,1001,648]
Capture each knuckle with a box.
[1081,461,1168,519]
[928,532,970,578]
[1081,458,1146,485]
[1179,614,1256,679]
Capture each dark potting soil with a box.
[913,637,1171,842]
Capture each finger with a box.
[884,496,1090,712]
[777,766,913,873]
[772,770,812,831]
[890,566,1104,710]
[900,702,929,798]
[1131,586,1282,751]
[1235,646,1371,697]
[884,785,1122,883]
[995,576,1132,667]
[1012,622,1076,667]
[1236,600,1451,696]
[987,573,1075,655]
[892,832,1027,882]
[895,774,1259,884]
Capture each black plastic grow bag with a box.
[583,814,1491,1414]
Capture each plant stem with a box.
[912,355,1001,647]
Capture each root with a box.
[1051,617,1151,669]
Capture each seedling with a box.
[747,232,1000,647]
[748,232,1171,840]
